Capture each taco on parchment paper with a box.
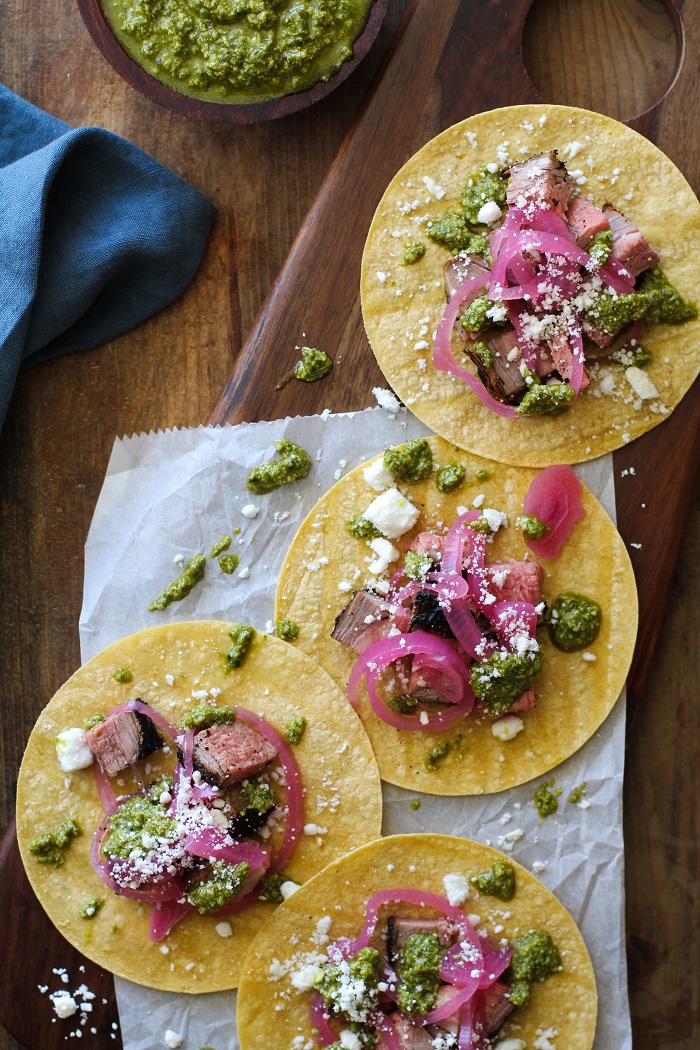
[361,104,700,466]
[16,621,383,993]
[236,833,597,1050]
[275,436,637,795]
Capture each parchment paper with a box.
[79,408,631,1050]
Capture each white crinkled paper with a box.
[79,408,630,1050]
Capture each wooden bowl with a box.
[76,0,389,123]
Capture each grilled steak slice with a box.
[483,561,544,609]
[409,590,454,639]
[386,916,462,965]
[392,1014,435,1050]
[86,706,162,777]
[506,151,573,219]
[550,331,590,390]
[467,328,526,404]
[228,800,275,839]
[582,318,617,349]
[410,532,445,567]
[192,721,277,791]
[483,980,516,1036]
[508,685,537,713]
[603,204,660,276]
[331,588,392,653]
[566,195,610,247]
[443,253,490,300]
[426,985,461,1037]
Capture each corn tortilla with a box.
[237,833,597,1050]
[361,104,700,466]
[275,437,637,794]
[16,621,383,993]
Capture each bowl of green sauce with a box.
[78,0,388,122]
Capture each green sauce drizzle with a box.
[149,554,205,611]
[246,439,312,495]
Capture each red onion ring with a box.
[90,817,183,903]
[522,464,586,559]
[149,898,192,941]
[235,707,304,875]
[310,992,336,1047]
[478,939,513,988]
[491,601,537,650]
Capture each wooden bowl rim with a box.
[76,0,389,124]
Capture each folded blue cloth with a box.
[0,85,216,428]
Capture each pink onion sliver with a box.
[90,819,182,902]
[179,730,195,778]
[149,898,192,941]
[425,981,479,1024]
[439,920,484,991]
[567,320,585,396]
[458,994,488,1050]
[492,601,537,651]
[600,255,635,293]
[309,993,336,1047]
[215,861,270,916]
[478,941,513,988]
[442,511,480,577]
[235,707,304,875]
[522,464,586,559]
[443,601,489,661]
[433,273,517,419]
[92,764,119,816]
[183,828,269,869]
[390,580,423,606]
[355,889,471,950]
[375,1013,401,1050]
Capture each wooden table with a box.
[0,0,698,1047]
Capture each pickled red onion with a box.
[478,939,513,988]
[92,764,119,817]
[149,898,191,941]
[183,828,268,870]
[522,464,586,559]
[235,707,304,874]
[309,992,336,1046]
[491,601,537,650]
[347,633,473,731]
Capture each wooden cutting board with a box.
[2,1,698,1047]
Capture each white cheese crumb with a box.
[477,200,502,225]
[216,921,233,938]
[419,710,429,725]
[377,271,387,283]
[363,458,394,491]
[338,581,353,592]
[291,963,323,991]
[564,140,584,159]
[164,1031,183,1049]
[539,114,547,126]
[281,880,301,900]
[339,1030,363,1050]
[304,823,328,836]
[50,991,78,1019]
[534,1027,558,1050]
[372,387,401,413]
[173,553,184,564]
[495,1040,527,1050]
[238,566,250,579]
[472,493,485,508]
[422,175,446,200]
[532,861,547,874]
[364,487,420,539]
[625,366,659,400]
[55,728,93,772]
[368,536,400,575]
[443,873,470,906]
[242,504,258,518]
[482,507,508,533]
[581,651,597,662]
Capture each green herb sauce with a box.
[508,930,561,1008]
[226,623,255,668]
[586,229,612,268]
[470,860,516,901]
[515,514,550,541]
[383,438,433,483]
[276,618,299,642]
[219,552,240,574]
[258,872,287,903]
[294,347,333,383]
[516,382,575,415]
[470,647,545,717]
[425,741,449,772]
[315,947,383,1021]
[84,712,106,730]
[387,695,419,715]
[425,213,488,256]
[239,779,275,814]
[149,554,206,611]
[462,167,507,224]
[284,716,307,744]
[401,241,426,265]
[209,535,232,558]
[436,463,466,493]
[181,703,236,731]
[246,439,312,494]
[28,819,80,867]
[187,860,250,914]
[79,897,105,920]
[397,933,444,1018]
[102,779,176,860]
[611,343,653,368]
[410,800,421,811]
[533,778,561,819]
[548,592,602,652]
[474,468,492,483]
[568,781,587,805]
[471,340,494,368]
[404,550,431,580]
[112,668,132,684]
[638,267,697,325]
[346,515,383,540]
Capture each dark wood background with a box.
[0,0,697,1047]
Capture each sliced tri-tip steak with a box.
[86,706,162,777]
[505,151,573,220]
[566,195,610,248]
[409,589,454,639]
[483,979,516,1036]
[192,721,277,791]
[508,685,537,713]
[467,328,526,403]
[386,916,462,965]
[444,255,491,342]
[483,561,544,610]
[331,588,393,653]
[603,204,660,276]
[582,318,617,350]
[550,331,590,390]
[391,1014,435,1050]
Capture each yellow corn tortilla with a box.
[16,621,383,993]
[237,833,597,1050]
[361,103,700,466]
[275,436,637,794]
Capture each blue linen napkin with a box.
[0,85,216,429]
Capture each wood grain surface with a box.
[0,0,697,1047]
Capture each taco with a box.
[361,104,700,466]
[237,833,597,1050]
[15,621,383,993]
[275,436,637,795]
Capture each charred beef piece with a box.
[331,588,392,653]
[192,721,277,791]
[86,705,162,777]
[603,204,660,276]
[386,916,462,966]
[409,590,454,639]
[467,328,526,403]
[508,686,537,713]
[443,254,490,300]
[483,979,516,1036]
[228,792,275,839]
[550,331,590,391]
[566,195,610,248]
[582,319,617,350]
[392,1014,435,1050]
[505,151,573,219]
